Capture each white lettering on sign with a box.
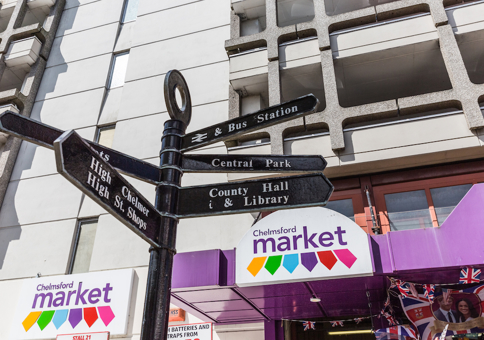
[256,105,298,123]
[209,187,248,198]
[228,121,247,132]
[214,105,299,139]
[85,155,149,232]
[209,158,293,169]
[211,159,253,168]
[87,157,111,199]
[244,181,290,207]
[265,159,291,168]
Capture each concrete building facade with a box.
[1,0,484,339]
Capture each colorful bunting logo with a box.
[247,249,358,276]
[22,306,115,332]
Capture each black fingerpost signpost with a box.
[0,70,334,340]
[137,72,332,340]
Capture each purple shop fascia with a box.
[168,184,484,339]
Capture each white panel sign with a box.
[167,322,212,340]
[56,331,109,340]
[236,207,373,286]
[10,269,134,339]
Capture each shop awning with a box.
[170,184,484,325]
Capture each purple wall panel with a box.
[370,233,395,274]
[172,250,220,289]
[264,320,284,340]
[222,249,236,286]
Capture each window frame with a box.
[373,172,484,233]
[107,52,130,89]
[121,0,139,23]
[95,124,116,147]
[328,189,367,230]
[67,218,99,274]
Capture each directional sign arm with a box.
[177,173,333,218]
[0,111,161,184]
[54,130,162,247]
[181,95,318,152]
[86,143,160,184]
[182,154,327,173]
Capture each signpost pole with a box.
[0,68,332,339]
[140,120,186,340]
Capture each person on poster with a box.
[455,298,479,322]
[434,295,459,323]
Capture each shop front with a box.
[10,269,134,339]
[170,184,484,340]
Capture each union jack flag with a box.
[384,295,391,308]
[398,284,484,340]
[303,321,315,331]
[459,267,481,284]
[394,279,411,298]
[383,312,398,326]
[354,317,364,324]
[331,321,344,327]
[423,284,435,303]
[375,326,418,340]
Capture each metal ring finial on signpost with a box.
[164,70,192,126]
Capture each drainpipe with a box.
[365,186,380,234]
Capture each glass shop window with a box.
[96,125,116,148]
[430,184,472,225]
[108,52,130,89]
[68,219,98,274]
[326,199,355,221]
[121,0,139,23]
[384,190,432,231]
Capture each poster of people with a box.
[400,284,484,340]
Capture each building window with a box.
[68,219,98,274]
[384,190,433,231]
[96,125,116,148]
[430,184,472,225]
[108,52,129,89]
[325,198,355,221]
[373,172,484,233]
[121,0,139,23]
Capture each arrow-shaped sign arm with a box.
[177,173,334,218]
[181,94,319,152]
[0,111,161,184]
[182,154,328,173]
[53,129,163,248]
